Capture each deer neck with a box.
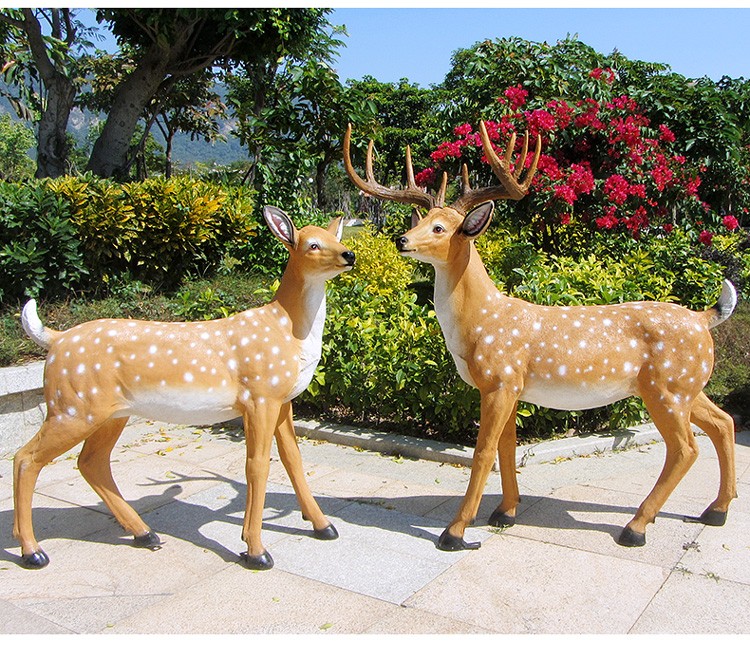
[433,243,500,380]
[434,242,498,322]
[271,264,327,343]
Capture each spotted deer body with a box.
[14,206,355,570]
[345,122,738,551]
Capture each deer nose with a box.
[342,250,355,266]
[396,236,409,251]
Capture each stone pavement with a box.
[1,418,749,634]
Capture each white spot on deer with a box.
[149,345,158,354]
[484,335,494,344]
[558,365,567,376]
[184,372,194,383]
[228,359,238,370]
[77,364,86,375]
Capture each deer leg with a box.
[13,413,98,568]
[77,416,160,550]
[618,391,698,547]
[488,401,520,528]
[240,402,277,570]
[684,391,737,526]
[439,388,517,551]
[274,402,338,541]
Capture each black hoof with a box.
[617,526,646,547]
[437,528,481,552]
[313,524,339,541]
[133,530,162,550]
[684,509,728,526]
[241,550,274,570]
[488,509,516,528]
[20,549,49,569]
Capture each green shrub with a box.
[299,223,740,444]
[0,182,88,301]
[49,175,259,289]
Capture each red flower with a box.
[723,214,740,231]
[547,99,574,129]
[554,184,577,205]
[504,84,528,111]
[658,124,676,143]
[415,167,437,188]
[698,230,714,246]
[524,109,556,136]
[596,213,619,230]
[537,154,563,181]
[625,206,649,237]
[604,174,630,205]
[454,123,473,137]
[590,67,615,84]
[663,223,674,234]
[567,163,595,195]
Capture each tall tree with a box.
[0,8,91,178]
[88,8,331,179]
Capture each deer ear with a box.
[263,206,297,248]
[411,207,424,229]
[461,202,494,238]
[327,216,344,241]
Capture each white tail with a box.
[21,299,54,350]
[347,122,737,551]
[13,206,355,571]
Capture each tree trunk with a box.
[164,131,174,179]
[35,73,75,178]
[16,9,76,178]
[86,43,172,179]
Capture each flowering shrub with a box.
[416,76,746,253]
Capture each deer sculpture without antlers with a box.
[344,122,738,551]
[13,206,355,570]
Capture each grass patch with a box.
[0,272,271,367]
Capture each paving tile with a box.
[364,606,486,633]
[678,508,750,586]
[502,483,706,569]
[631,569,750,633]
[0,597,72,634]
[108,565,397,633]
[405,532,669,633]
[271,500,489,604]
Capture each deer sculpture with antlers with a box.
[344,122,737,551]
[13,206,355,570]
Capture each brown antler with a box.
[477,120,541,201]
[343,123,447,210]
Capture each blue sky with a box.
[329,5,750,86]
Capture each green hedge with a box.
[0,176,261,303]
[298,224,746,443]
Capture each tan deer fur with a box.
[345,122,738,551]
[13,206,354,570]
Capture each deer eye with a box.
[433,225,445,234]
[309,242,320,251]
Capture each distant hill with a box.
[1,95,248,170]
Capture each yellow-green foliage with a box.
[48,175,257,287]
[337,225,414,296]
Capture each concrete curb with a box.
[293,418,665,469]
